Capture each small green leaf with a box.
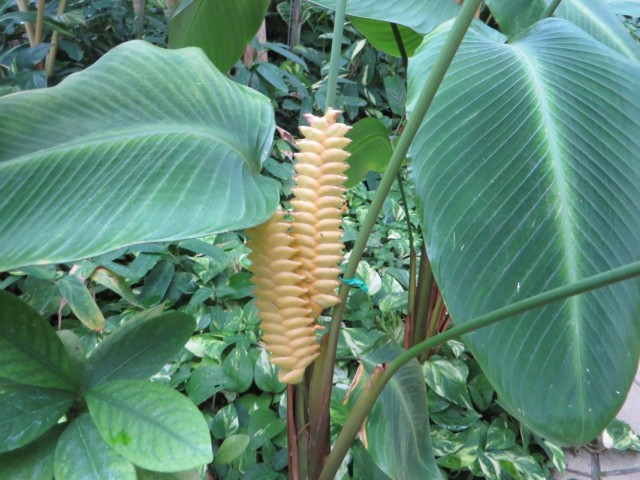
[139,260,175,308]
[223,345,254,393]
[423,358,474,410]
[56,330,86,379]
[468,373,495,412]
[254,349,285,393]
[383,76,407,116]
[54,414,136,480]
[214,434,250,465]
[185,366,227,405]
[345,118,393,188]
[485,417,517,450]
[0,424,64,479]
[91,267,140,307]
[86,380,212,472]
[0,290,77,391]
[211,404,240,440]
[84,311,195,388]
[603,419,640,451]
[58,274,105,331]
[0,379,74,453]
[248,408,285,448]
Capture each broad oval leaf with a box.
[0,379,74,453]
[555,0,640,62]
[347,340,442,479]
[58,274,105,331]
[408,19,640,445]
[83,311,196,388]
[0,40,278,272]
[54,414,136,480]
[169,0,270,73]
[86,380,213,472]
[309,0,459,35]
[0,290,77,391]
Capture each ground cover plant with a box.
[1,0,640,479]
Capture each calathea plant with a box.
[0,0,639,478]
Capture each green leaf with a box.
[84,311,195,388]
[423,358,474,410]
[54,414,136,480]
[350,340,443,479]
[350,17,423,58]
[185,366,227,404]
[0,379,73,453]
[168,0,270,72]
[138,260,175,308]
[254,349,285,393]
[345,118,393,188]
[0,290,77,391]
[86,380,212,472]
[213,434,250,465]
[248,408,285,448]
[58,274,105,331]
[211,404,239,440]
[222,345,254,393]
[556,0,640,62]
[383,75,407,117]
[56,330,86,379]
[91,267,140,307]
[0,424,64,479]
[0,40,278,272]
[603,419,640,451]
[408,19,640,444]
[485,417,517,450]
[310,0,459,35]
[485,0,546,37]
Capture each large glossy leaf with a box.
[309,0,459,35]
[0,379,73,453]
[347,340,442,479]
[606,0,640,16]
[0,40,278,272]
[407,19,640,445]
[54,414,136,480]
[84,311,195,388]
[344,117,393,188]
[86,380,212,472]
[168,0,270,72]
[555,0,640,62]
[0,290,77,391]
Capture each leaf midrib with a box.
[512,42,587,430]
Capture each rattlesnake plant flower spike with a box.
[292,108,351,319]
[246,209,319,384]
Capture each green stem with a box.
[325,0,348,109]
[310,0,482,474]
[319,259,640,480]
[542,0,563,18]
[411,246,433,347]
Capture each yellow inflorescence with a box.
[247,109,351,384]
[292,109,351,319]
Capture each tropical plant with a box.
[1,0,639,479]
